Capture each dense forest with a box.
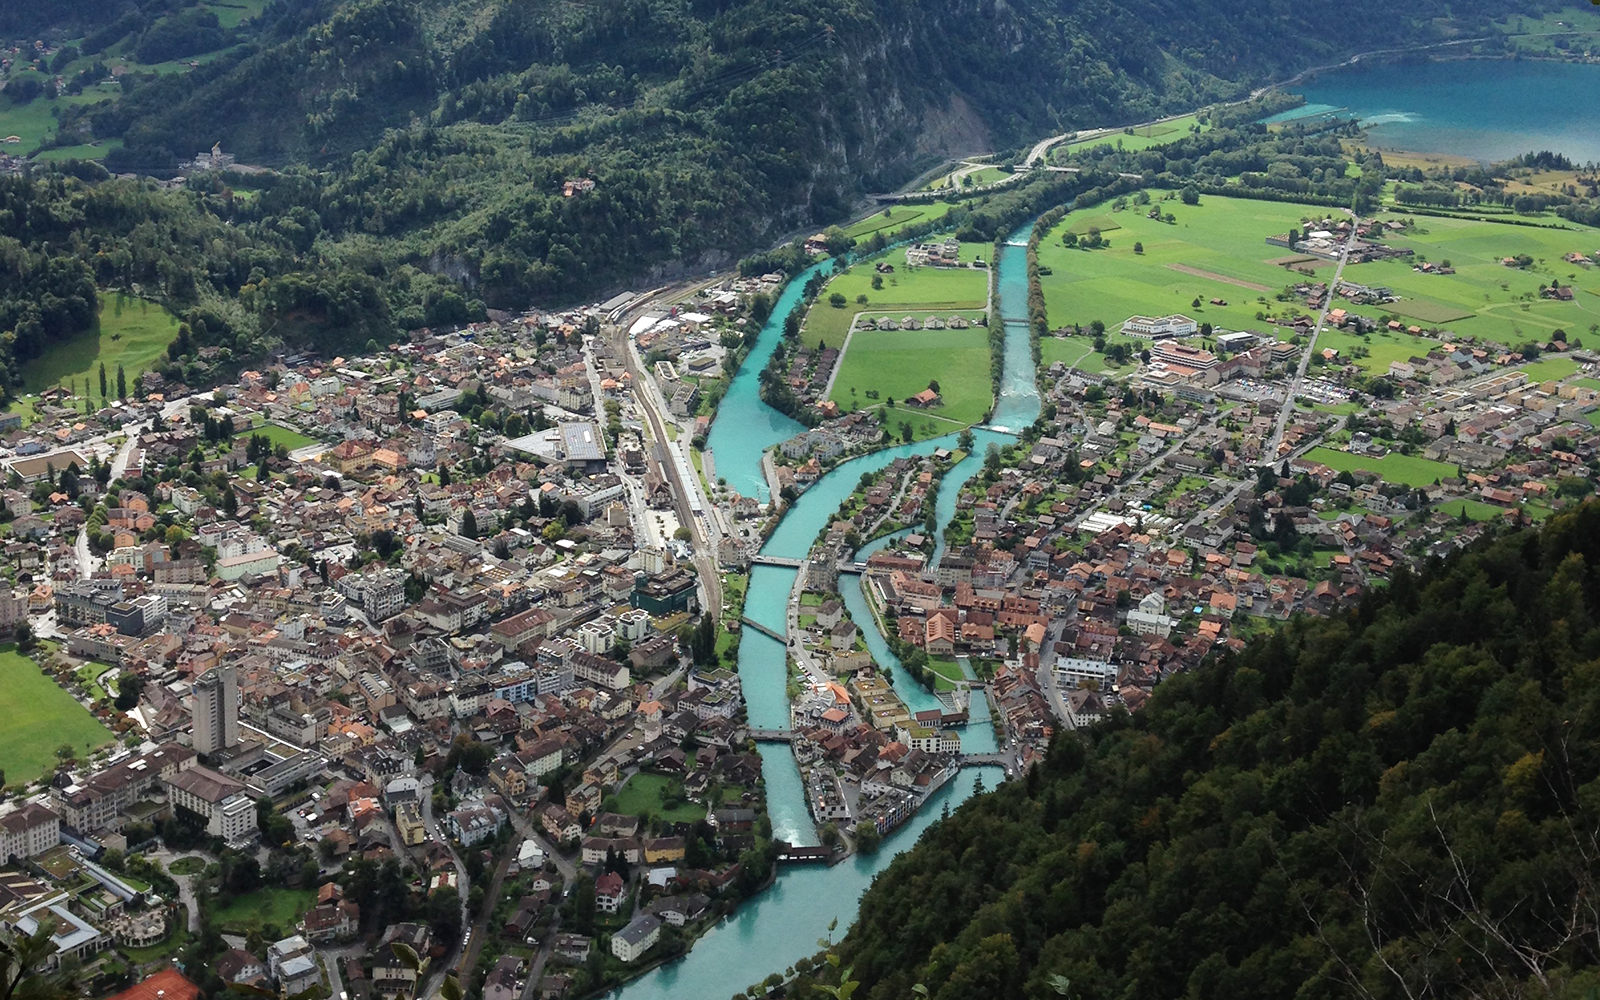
[819,502,1600,1000]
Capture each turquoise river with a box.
[607,224,1039,999]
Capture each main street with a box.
[1266,217,1359,458]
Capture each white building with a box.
[1054,656,1117,694]
[192,664,239,754]
[1120,314,1198,340]
[0,803,60,861]
[611,913,661,963]
[268,935,322,996]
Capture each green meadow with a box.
[828,327,994,435]
[805,251,989,346]
[1034,194,1600,349]
[1303,446,1458,488]
[22,292,181,396]
[0,645,113,787]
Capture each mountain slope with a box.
[835,503,1600,1000]
[29,0,1536,307]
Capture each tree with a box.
[854,822,881,854]
[958,428,974,452]
[459,510,477,539]
[97,363,107,401]
[1,920,77,1000]
[572,876,596,936]
[1133,241,1143,254]
[829,292,847,308]
[1181,184,1200,204]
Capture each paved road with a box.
[418,776,471,994]
[505,808,577,883]
[1266,219,1359,459]
[457,846,515,986]
[149,848,211,933]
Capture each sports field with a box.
[21,292,181,396]
[828,327,993,433]
[0,645,113,787]
[1035,194,1600,346]
[1303,446,1458,487]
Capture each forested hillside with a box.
[832,502,1600,1000]
[14,0,1556,307]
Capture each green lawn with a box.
[828,328,994,431]
[168,857,207,876]
[21,292,181,396]
[30,139,123,163]
[1063,113,1210,154]
[0,95,66,157]
[1520,356,1581,383]
[1312,329,1435,376]
[611,773,709,824]
[0,645,113,787]
[806,250,988,346]
[1033,194,1600,346]
[237,422,319,451]
[1437,498,1507,521]
[843,202,960,241]
[1303,446,1458,488]
[212,888,316,934]
[76,662,116,703]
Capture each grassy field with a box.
[1034,194,1600,345]
[0,645,113,787]
[611,773,710,824]
[1036,195,1345,336]
[1038,337,1100,371]
[807,251,988,345]
[1063,113,1209,155]
[1437,498,1508,521]
[22,292,181,396]
[212,888,316,933]
[238,422,319,451]
[1521,356,1582,383]
[843,203,960,241]
[1304,446,1458,487]
[828,328,994,433]
[1312,329,1435,375]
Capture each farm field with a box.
[212,888,316,934]
[1520,356,1582,382]
[1034,194,1600,347]
[1035,195,1346,336]
[21,292,181,396]
[0,645,113,787]
[1328,211,1600,341]
[1303,446,1458,487]
[828,328,993,436]
[805,252,988,345]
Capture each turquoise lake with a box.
[1266,58,1600,164]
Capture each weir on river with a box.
[606,222,1039,1000]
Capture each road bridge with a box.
[748,729,795,742]
[750,554,805,569]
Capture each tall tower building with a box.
[192,664,239,754]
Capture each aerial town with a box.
[0,196,1597,1000]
